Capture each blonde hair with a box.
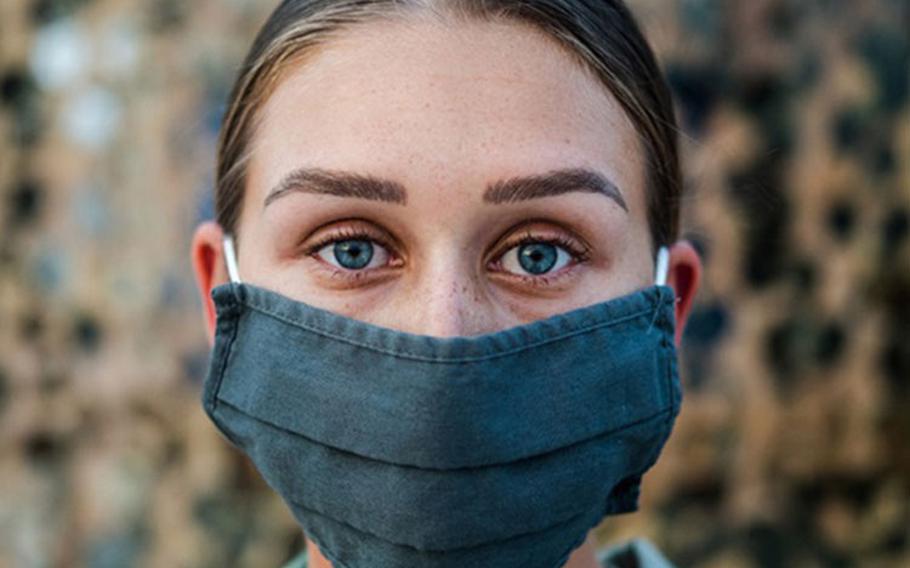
[216,0,681,254]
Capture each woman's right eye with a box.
[315,238,392,271]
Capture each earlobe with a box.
[190,221,228,347]
[665,240,702,347]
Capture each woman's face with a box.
[231,18,657,337]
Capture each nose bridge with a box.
[408,250,491,338]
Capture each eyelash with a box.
[302,225,396,283]
[302,225,592,286]
[491,230,591,287]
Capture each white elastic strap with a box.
[223,234,243,284]
[654,246,670,287]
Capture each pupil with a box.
[334,239,373,269]
[518,243,557,274]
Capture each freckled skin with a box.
[241,19,655,335]
[191,16,702,568]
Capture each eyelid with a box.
[490,228,591,264]
[301,220,397,257]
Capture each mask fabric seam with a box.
[660,304,679,433]
[236,302,667,363]
[546,506,606,568]
[615,307,678,506]
[206,299,243,415]
[294,493,589,561]
[216,396,673,470]
[646,285,665,333]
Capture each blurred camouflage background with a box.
[0,0,907,566]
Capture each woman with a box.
[190,0,702,566]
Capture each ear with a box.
[665,240,702,347]
[190,221,228,347]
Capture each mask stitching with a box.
[235,302,672,363]
[206,303,243,414]
[291,495,587,561]
[549,498,628,568]
[663,323,682,431]
[646,286,666,334]
[216,397,673,471]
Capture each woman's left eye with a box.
[499,242,574,277]
[315,238,391,271]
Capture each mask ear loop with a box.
[222,234,243,284]
[648,246,679,333]
[647,245,674,333]
[654,246,670,286]
[654,245,683,308]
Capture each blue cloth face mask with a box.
[202,236,680,568]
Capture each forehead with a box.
[245,17,645,214]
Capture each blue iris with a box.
[333,239,373,269]
[518,243,557,274]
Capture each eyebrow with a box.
[263,166,627,211]
[264,168,407,207]
[484,168,627,210]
